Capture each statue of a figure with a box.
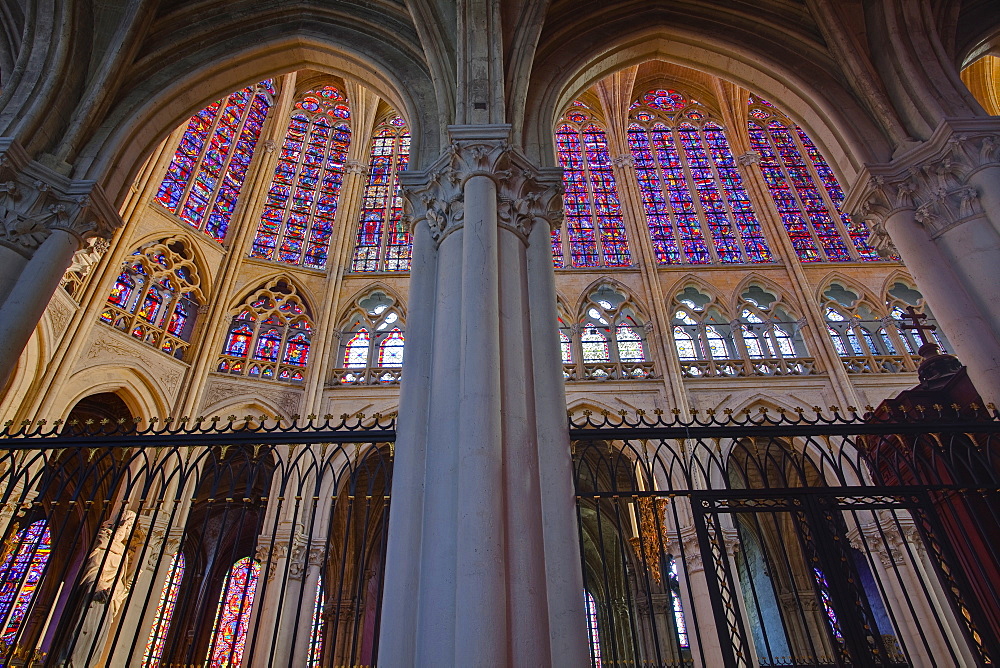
[55,510,136,667]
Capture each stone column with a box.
[378,125,589,667]
[850,123,1000,405]
[0,160,122,386]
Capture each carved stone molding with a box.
[737,151,761,167]
[202,376,303,417]
[344,159,368,175]
[847,120,1000,249]
[400,126,564,246]
[611,154,635,168]
[0,141,123,258]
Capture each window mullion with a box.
[767,128,828,261]
[647,126,687,264]
[178,99,227,225]
[674,128,720,264]
[280,115,313,263]
[579,125,606,266]
[205,91,255,233]
[791,130,860,261]
[701,127,749,263]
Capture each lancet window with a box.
[156,80,274,242]
[351,115,412,272]
[99,239,204,360]
[552,103,632,268]
[206,557,259,668]
[822,282,915,373]
[217,279,313,383]
[671,285,810,377]
[585,590,602,667]
[746,95,880,263]
[0,520,50,647]
[629,89,773,265]
[142,552,185,667]
[334,290,405,385]
[307,577,323,667]
[251,86,352,269]
[885,281,949,354]
[563,285,652,381]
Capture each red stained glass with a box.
[282,331,311,366]
[142,552,185,667]
[207,557,259,668]
[156,81,273,242]
[748,96,882,263]
[351,118,411,272]
[308,577,323,667]
[554,113,631,268]
[0,521,50,646]
[378,329,405,367]
[252,86,352,269]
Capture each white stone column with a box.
[850,122,1000,405]
[379,125,589,667]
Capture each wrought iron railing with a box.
[568,405,1000,668]
[0,415,395,667]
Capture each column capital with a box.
[846,119,1000,252]
[0,140,123,258]
[737,151,761,166]
[400,125,564,245]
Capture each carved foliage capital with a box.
[0,159,123,258]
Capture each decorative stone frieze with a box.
[0,140,122,258]
[400,126,563,245]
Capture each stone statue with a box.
[56,510,136,667]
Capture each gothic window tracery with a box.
[0,520,50,648]
[156,80,274,242]
[822,282,914,373]
[585,590,602,667]
[206,557,259,668]
[552,103,632,268]
[334,290,405,385]
[628,89,773,265]
[671,285,811,377]
[563,285,652,380]
[142,552,185,667]
[217,278,313,382]
[99,239,205,360]
[250,85,352,269]
[746,95,881,263]
[351,115,411,272]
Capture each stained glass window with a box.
[629,89,772,265]
[566,286,650,379]
[99,239,203,360]
[156,80,274,242]
[813,568,844,640]
[585,590,602,667]
[142,552,185,667]
[218,279,312,383]
[560,331,573,364]
[336,291,406,385]
[580,327,610,363]
[351,116,411,272]
[668,559,689,649]
[307,576,323,667]
[552,104,631,268]
[0,520,50,646]
[747,95,881,262]
[251,86,352,269]
[207,557,259,668]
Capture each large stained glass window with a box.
[552,103,631,268]
[747,95,881,262]
[251,86,352,269]
[142,552,185,667]
[99,238,204,360]
[206,557,260,668]
[217,278,313,383]
[156,80,274,242]
[628,88,772,265]
[0,520,50,647]
[351,116,411,272]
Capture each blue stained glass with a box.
[0,521,51,645]
[156,81,273,242]
[555,115,631,268]
[351,120,412,272]
[252,89,352,269]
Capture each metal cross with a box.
[898,306,936,347]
